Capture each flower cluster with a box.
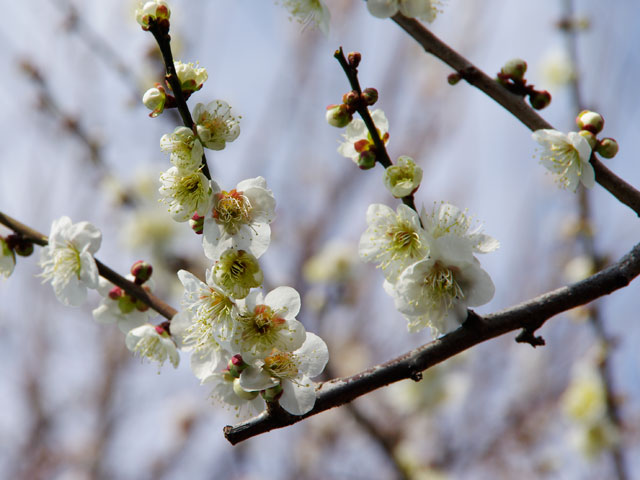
[134,6,329,416]
[173,267,328,418]
[360,202,497,336]
[532,110,618,193]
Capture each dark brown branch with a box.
[0,211,177,320]
[224,242,640,444]
[391,14,640,217]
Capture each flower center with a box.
[377,221,423,270]
[213,189,251,235]
[423,261,464,310]
[215,250,263,298]
[264,350,299,380]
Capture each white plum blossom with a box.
[239,332,329,415]
[390,234,495,336]
[160,126,204,171]
[204,352,266,418]
[213,249,263,299]
[421,202,499,254]
[366,0,442,22]
[281,0,331,35]
[206,370,266,418]
[359,204,430,283]
[171,309,226,381]
[126,323,180,368]
[532,129,594,192]
[338,109,389,163]
[38,216,101,306]
[202,177,276,261]
[193,100,241,151]
[92,277,153,333]
[232,286,306,362]
[383,156,423,198]
[159,166,212,222]
[175,269,237,347]
[0,237,15,278]
[174,61,208,93]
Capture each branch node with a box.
[515,328,546,348]
[409,371,423,382]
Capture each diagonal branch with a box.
[391,14,640,217]
[0,211,177,320]
[224,241,640,444]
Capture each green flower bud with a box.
[576,110,604,134]
[326,104,353,128]
[596,138,619,159]
[501,58,527,81]
[529,90,552,110]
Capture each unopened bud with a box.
[261,383,283,402]
[447,72,461,85]
[578,130,598,149]
[108,286,123,300]
[326,104,353,128]
[189,213,204,234]
[232,378,259,400]
[347,51,361,68]
[357,150,377,170]
[142,84,166,118]
[529,90,552,110]
[342,91,359,106]
[154,324,168,336]
[596,138,619,158]
[227,354,249,378]
[362,88,378,106]
[501,58,527,81]
[118,295,136,314]
[13,238,34,257]
[576,110,604,134]
[135,298,150,312]
[131,260,153,283]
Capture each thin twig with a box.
[147,21,211,180]
[0,211,177,320]
[334,47,418,213]
[391,14,640,217]
[224,241,640,443]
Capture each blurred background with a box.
[1,0,639,478]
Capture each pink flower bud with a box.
[108,286,123,300]
[347,51,361,68]
[131,260,153,283]
[189,213,204,234]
